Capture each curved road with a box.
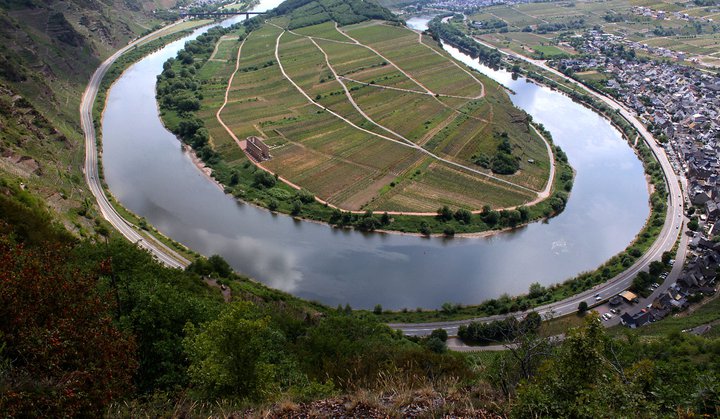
[391,42,686,336]
[80,22,190,269]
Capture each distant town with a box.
[552,29,719,328]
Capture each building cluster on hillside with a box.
[632,6,715,23]
[399,0,525,14]
[617,231,718,328]
[632,6,667,21]
[620,258,717,328]
[576,30,689,61]
[554,32,720,327]
[179,0,229,11]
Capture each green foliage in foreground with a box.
[183,302,292,400]
[459,312,541,345]
[0,183,467,413]
[1,181,719,417]
[509,317,720,418]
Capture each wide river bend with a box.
[101,4,649,309]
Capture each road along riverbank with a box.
[80,20,192,269]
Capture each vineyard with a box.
[201,19,552,212]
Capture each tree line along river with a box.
[100,3,650,310]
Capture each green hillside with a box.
[0,0,174,123]
[0,0,178,234]
[158,0,568,235]
[264,0,401,29]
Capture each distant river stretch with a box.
[101,4,649,309]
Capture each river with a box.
[101,4,649,310]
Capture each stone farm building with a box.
[246,136,270,162]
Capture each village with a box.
[397,0,530,14]
[552,31,719,328]
[632,5,716,24]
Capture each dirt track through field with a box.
[215,36,249,150]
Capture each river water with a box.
[101,5,649,309]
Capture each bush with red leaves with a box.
[0,237,137,417]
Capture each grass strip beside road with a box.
[609,293,720,339]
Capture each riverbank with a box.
[91,21,212,264]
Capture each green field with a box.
[204,19,551,211]
[532,44,571,58]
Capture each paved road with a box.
[80,21,190,269]
[391,42,687,337]
[446,334,566,352]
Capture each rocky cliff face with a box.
[0,0,177,231]
[0,0,175,124]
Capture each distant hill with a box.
[264,0,401,29]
